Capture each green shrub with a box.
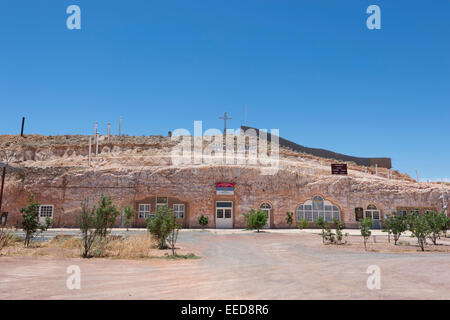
[406,213,430,251]
[95,194,120,239]
[424,211,448,245]
[147,206,181,252]
[243,209,268,233]
[20,195,41,247]
[285,212,293,226]
[297,218,309,230]
[441,212,450,238]
[333,218,346,244]
[360,218,372,251]
[78,194,120,258]
[315,216,327,243]
[123,205,135,231]
[198,214,209,228]
[383,214,407,245]
[78,199,98,258]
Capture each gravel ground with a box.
[0,230,449,300]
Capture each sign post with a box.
[331,164,348,175]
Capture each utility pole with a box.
[96,133,99,156]
[94,122,98,156]
[88,136,92,167]
[107,123,111,143]
[0,165,6,213]
[119,117,122,136]
[20,117,25,137]
[415,169,419,182]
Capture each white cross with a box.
[219,112,232,134]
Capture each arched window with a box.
[297,196,340,222]
[259,202,271,228]
[260,203,272,210]
[365,204,380,220]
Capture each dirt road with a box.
[0,231,449,299]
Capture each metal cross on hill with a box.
[219,112,232,134]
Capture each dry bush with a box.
[46,233,154,259]
[103,233,153,259]
[48,235,82,249]
[0,227,14,252]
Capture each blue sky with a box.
[1,0,449,181]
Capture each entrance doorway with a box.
[365,204,381,229]
[355,207,364,222]
[216,201,233,229]
[259,203,271,229]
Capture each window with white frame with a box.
[365,204,380,220]
[39,205,54,218]
[297,196,340,222]
[139,204,151,219]
[173,204,185,219]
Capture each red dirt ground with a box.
[0,231,449,299]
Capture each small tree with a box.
[123,205,135,231]
[440,212,450,238]
[407,213,430,252]
[285,212,293,226]
[333,218,346,244]
[243,209,268,233]
[147,206,175,249]
[78,199,98,258]
[315,216,327,243]
[384,214,407,245]
[95,193,120,239]
[20,195,41,247]
[424,211,446,245]
[167,213,182,256]
[382,218,392,243]
[360,218,372,251]
[297,218,309,230]
[39,217,54,241]
[198,214,209,228]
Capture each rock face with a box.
[0,134,448,228]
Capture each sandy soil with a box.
[0,231,449,299]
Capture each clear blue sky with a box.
[1,1,449,181]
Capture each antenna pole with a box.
[20,117,25,137]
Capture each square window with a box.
[39,205,54,218]
[139,204,151,219]
[373,211,380,220]
[173,204,185,219]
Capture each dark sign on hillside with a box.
[331,164,348,175]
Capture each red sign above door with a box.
[216,183,235,188]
